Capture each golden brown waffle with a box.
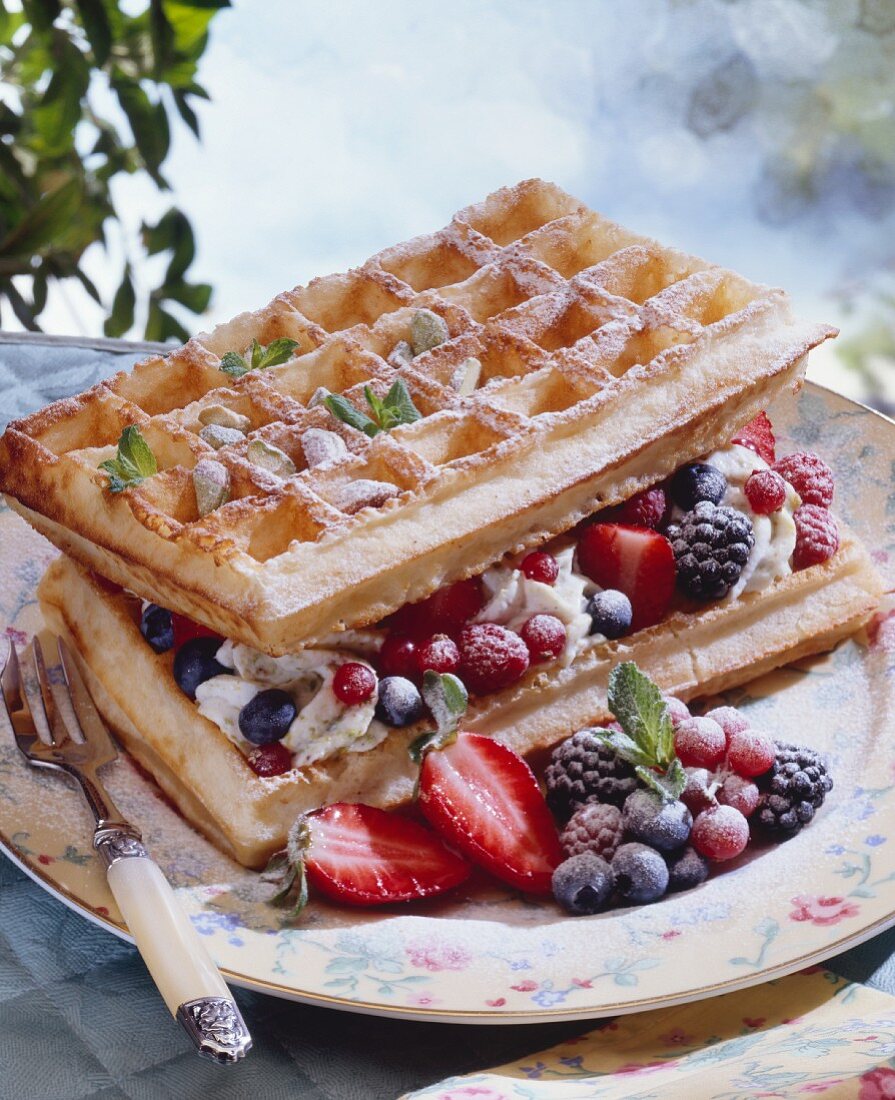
[40,542,882,867]
[3,181,835,653]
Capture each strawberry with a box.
[387,577,484,639]
[171,612,221,649]
[576,523,675,631]
[302,803,470,907]
[418,732,563,894]
[731,412,776,466]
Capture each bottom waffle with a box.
[38,543,882,869]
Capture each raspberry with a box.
[744,469,787,515]
[674,716,726,769]
[457,623,530,695]
[718,774,760,817]
[416,634,460,677]
[690,805,749,862]
[681,768,718,816]
[727,728,776,777]
[332,662,377,705]
[520,614,566,662]
[519,551,559,585]
[171,613,221,649]
[793,504,839,570]
[560,802,624,861]
[616,487,667,529]
[247,742,292,777]
[773,452,834,507]
[379,634,418,680]
[663,695,691,729]
[731,412,776,465]
[703,705,749,744]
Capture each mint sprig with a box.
[99,425,157,493]
[408,671,469,796]
[594,662,686,801]
[220,337,299,379]
[325,378,421,438]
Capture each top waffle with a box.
[0,180,835,654]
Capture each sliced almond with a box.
[301,427,348,468]
[410,309,449,356]
[330,478,399,515]
[450,356,482,396]
[197,404,251,433]
[200,424,245,450]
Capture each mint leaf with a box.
[364,384,387,427]
[99,426,157,493]
[220,351,249,378]
[593,727,655,771]
[381,378,422,428]
[256,337,299,369]
[635,758,687,802]
[608,662,674,766]
[422,670,468,735]
[324,393,380,437]
[220,337,298,379]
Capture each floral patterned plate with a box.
[1,382,894,1024]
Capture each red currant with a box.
[247,742,293,777]
[379,634,418,680]
[416,634,461,676]
[519,551,559,585]
[726,729,776,778]
[332,662,377,705]
[519,614,566,662]
[718,774,760,817]
[674,717,726,769]
[691,806,749,862]
[172,613,221,649]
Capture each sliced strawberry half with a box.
[576,523,675,631]
[304,803,470,907]
[418,733,563,895]
[731,412,776,466]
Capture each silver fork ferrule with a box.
[176,997,253,1063]
[94,825,147,868]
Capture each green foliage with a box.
[219,337,300,379]
[0,0,227,335]
[99,424,158,492]
[325,379,423,438]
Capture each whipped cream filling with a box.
[704,444,799,598]
[192,444,803,767]
[195,641,386,769]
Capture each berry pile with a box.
[547,671,834,916]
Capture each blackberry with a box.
[755,742,833,839]
[667,501,755,600]
[560,802,624,861]
[545,731,639,821]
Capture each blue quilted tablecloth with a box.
[0,334,893,1100]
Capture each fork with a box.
[0,632,252,1064]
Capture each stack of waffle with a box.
[0,180,880,866]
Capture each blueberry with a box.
[671,463,727,510]
[667,846,710,892]
[173,637,228,700]
[586,589,633,639]
[140,604,174,653]
[551,852,615,915]
[611,842,669,904]
[238,689,296,745]
[622,789,692,852]
[374,676,424,727]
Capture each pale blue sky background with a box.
[41,1,895,399]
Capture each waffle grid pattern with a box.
[13,181,765,556]
[1,180,832,649]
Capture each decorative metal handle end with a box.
[94,825,147,868]
[176,997,252,1064]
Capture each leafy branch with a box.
[0,0,227,337]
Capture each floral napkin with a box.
[403,968,895,1099]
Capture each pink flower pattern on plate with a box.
[435,1088,510,1100]
[789,895,861,926]
[405,944,472,972]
